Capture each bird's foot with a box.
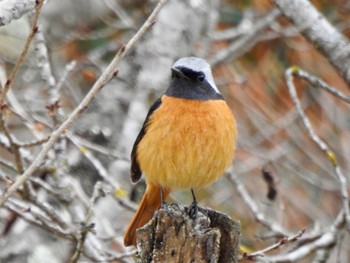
[187,200,198,220]
[187,188,198,219]
[160,187,168,209]
[160,200,168,209]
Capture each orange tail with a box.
[124,184,171,246]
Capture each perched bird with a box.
[124,57,237,246]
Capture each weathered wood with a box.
[136,204,240,263]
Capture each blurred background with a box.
[0,0,349,262]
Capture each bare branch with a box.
[70,181,103,263]
[0,0,45,104]
[0,110,24,174]
[242,229,305,260]
[66,132,121,159]
[211,10,255,41]
[0,0,36,26]
[261,209,347,263]
[34,26,58,103]
[0,0,169,207]
[55,61,77,94]
[0,157,17,174]
[29,177,72,202]
[5,198,75,239]
[228,169,291,237]
[67,134,117,187]
[274,0,350,86]
[261,232,337,262]
[16,136,50,148]
[209,8,280,66]
[292,68,350,104]
[285,67,350,227]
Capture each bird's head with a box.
[166,57,222,100]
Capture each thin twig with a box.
[0,133,33,164]
[0,170,13,184]
[228,169,291,237]
[261,232,337,262]
[67,133,118,187]
[33,199,70,230]
[29,177,72,202]
[35,26,63,127]
[102,0,135,28]
[0,0,169,207]
[293,67,350,104]
[285,67,350,227]
[5,198,75,239]
[0,112,24,174]
[209,8,281,66]
[211,10,254,41]
[0,1,45,198]
[70,181,103,263]
[56,61,77,93]
[260,208,346,262]
[34,26,57,91]
[0,0,45,104]
[4,88,48,140]
[241,229,305,260]
[67,131,122,159]
[0,157,17,173]
[16,136,50,148]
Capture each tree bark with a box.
[136,204,240,263]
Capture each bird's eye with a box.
[197,73,205,82]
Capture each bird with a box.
[123,57,237,246]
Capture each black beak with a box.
[171,68,189,79]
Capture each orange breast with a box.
[137,95,237,189]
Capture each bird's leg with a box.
[160,186,167,208]
[188,188,198,219]
[191,188,197,204]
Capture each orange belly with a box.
[137,95,237,189]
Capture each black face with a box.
[165,67,223,101]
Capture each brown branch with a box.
[0,113,23,173]
[16,136,50,148]
[0,0,45,104]
[262,229,338,262]
[241,229,305,261]
[0,0,45,202]
[0,0,169,207]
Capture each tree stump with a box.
[136,204,240,263]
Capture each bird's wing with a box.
[130,97,162,183]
